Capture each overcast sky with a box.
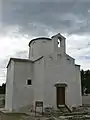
[0,0,90,85]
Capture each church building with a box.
[5,33,82,112]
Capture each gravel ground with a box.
[0,106,90,120]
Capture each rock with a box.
[72,106,88,113]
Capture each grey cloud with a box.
[0,59,7,82]
[14,50,28,58]
[2,0,90,36]
[0,50,28,70]
[0,50,28,83]
[78,55,90,60]
[0,59,8,69]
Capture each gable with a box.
[44,52,76,69]
[66,54,75,64]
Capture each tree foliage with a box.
[0,83,6,94]
[81,69,90,95]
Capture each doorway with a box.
[56,87,65,107]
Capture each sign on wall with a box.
[35,101,43,116]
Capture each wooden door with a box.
[56,87,65,107]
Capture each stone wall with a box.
[82,94,90,105]
[0,94,5,107]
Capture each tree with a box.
[0,83,6,94]
[81,69,90,95]
[81,70,85,95]
[85,70,90,93]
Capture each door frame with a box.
[54,83,67,108]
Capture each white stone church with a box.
[5,33,82,112]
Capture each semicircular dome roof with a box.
[29,37,52,46]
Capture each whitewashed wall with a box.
[43,54,82,109]
[12,60,33,112]
[29,39,52,60]
[28,34,82,110]
[74,65,82,106]
[5,60,14,111]
[33,58,44,109]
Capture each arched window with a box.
[58,39,61,47]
